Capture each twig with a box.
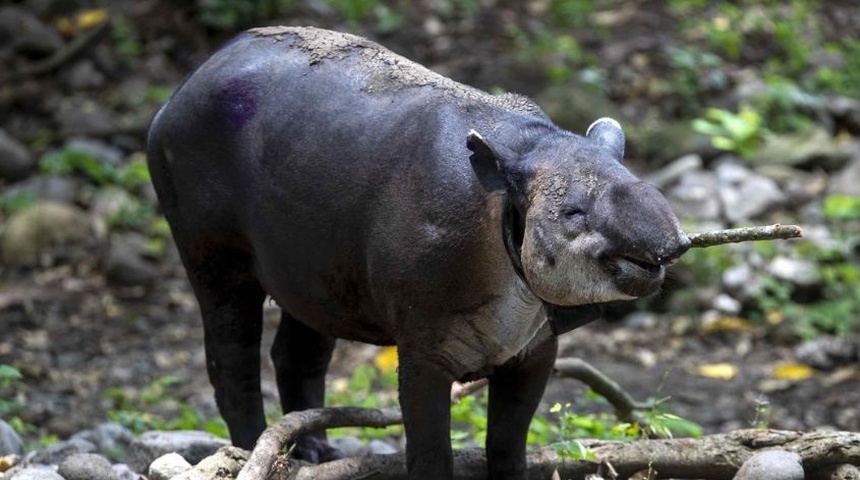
[235,407,402,480]
[0,19,109,83]
[688,224,803,249]
[554,358,650,424]
[451,379,489,403]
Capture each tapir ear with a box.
[466,130,508,194]
[586,117,625,160]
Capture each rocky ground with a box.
[1,1,860,479]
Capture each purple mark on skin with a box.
[219,78,258,129]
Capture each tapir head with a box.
[467,117,690,306]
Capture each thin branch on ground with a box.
[235,407,402,480]
[688,224,803,248]
[553,358,651,424]
[0,19,110,83]
[235,409,860,480]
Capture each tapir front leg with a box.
[398,349,457,479]
[486,324,558,480]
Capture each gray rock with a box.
[54,98,118,135]
[3,174,83,205]
[126,431,229,473]
[643,153,703,189]
[64,138,124,168]
[367,439,398,455]
[667,170,722,221]
[716,160,786,222]
[330,435,366,457]
[7,465,65,480]
[172,446,249,480]
[722,263,762,302]
[65,59,107,91]
[0,6,63,58]
[91,187,138,220]
[829,154,860,197]
[732,450,803,480]
[1,201,95,267]
[535,83,624,136]
[829,95,860,133]
[111,463,140,480]
[767,256,822,288]
[71,422,135,459]
[104,232,159,287]
[795,336,858,370]
[823,463,860,480]
[712,293,741,315]
[0,419,24,456]
[757,126,852,171]
[0,129,35,182]
[57,453,116,480]
[30,437,98,465]
[148,452,192,480]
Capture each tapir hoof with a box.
[293,435,344,463]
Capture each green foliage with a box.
[111,15,144,56]
[0,190,39,215]
[814,39,860,99]
[0,364,25,416]
[104,376,229,438]
[749,395,771,429]
[197,0,298,30]
[326,365,403,439]
[0,364,58,447]
[665,46,727,115]
[38,149,162,234]
[752,75,821,134]
[548,393,702,460]
[692,106,766,158]
[747,197,860,339]
[450,392,488,448]
[822,196,860,221]
[40,149,150,190]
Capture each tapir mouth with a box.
[606,255,665,297]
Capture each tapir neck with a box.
[500,195,603,335]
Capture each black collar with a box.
[501,196,603,336]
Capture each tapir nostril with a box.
[658,234,691,265]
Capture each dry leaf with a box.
[772,362,814,381]
[55,8,109,36]
[693,363,738,380]
[374,346,398,372]
[702,316,751,333]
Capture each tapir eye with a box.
[561,206,585,218]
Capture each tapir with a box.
[147,26,690,480]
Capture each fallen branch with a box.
[235,408,860,480]
[236,407,402,480]
[554,358,650,424]
[0,19,110,83]
[688,224,803,249]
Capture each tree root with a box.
[688,224,803,248]
[236,411,860,480]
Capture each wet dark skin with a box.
[147,27,689,480]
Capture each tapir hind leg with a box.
[486,325,558,480]
[181,248,268,451]
[271,311,340,462]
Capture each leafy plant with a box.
[692,106,767,158]
[548,391,702,460]
[0,364,25,416]
[104,376,228,437]
[197,0,298,30]
[39,149,150,190]
[0,190,39,215]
